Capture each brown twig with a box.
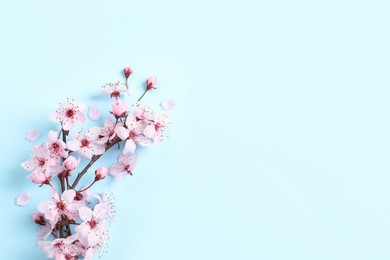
[70,137,121,189]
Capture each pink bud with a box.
[32,212,46,225]
[146,76,157,90]
[111,99,127,118]
[124,66,133,78]
[95,166,108,181]
[63,156,78,171]
[29,170,50,185]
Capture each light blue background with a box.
[1,0,390,259]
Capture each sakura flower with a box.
[100,81,128,99]
[109,152,139,180]
[39,234,82,260]
[88,105,101,121]
[16,192,31,206]
[91,192,116,221]
[21,143,55,172]
[47,130,68,159]
[49,99,86,131]
[116,115,150,154]
[143,112,170,144]
[134,104,154,121]
[97,118,118,144]
[51,156,80,176]
[26,129,41,142]
[33,212,54,240]
[111,99,128,118]
[28,169,52,185]
[38,188,79,226]
[75,203,108,247]
[67,127,105,159]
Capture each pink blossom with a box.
[143,112,170,144]
[47,130,68,159]
[101,81,128,99]
[39,234,82,260]
[95,166,108,181]
[63,156,79,171]
[91,192,116,221]
[111,99,127,118]
[21,143,55,172]
[33,212,46,225]
[67,127,105,159]
[33,212,53,241]
[99,118,117,142]
[26,129,41,142]
[116,115,150,154]
[28,169,51,185]
[49,99,86,131]
[75,203,108,247]
[51,156,80,177]
[146,76,157,90]
[109,152,139,180]
[37,188,79,226]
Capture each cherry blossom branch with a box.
[70,136,121,189]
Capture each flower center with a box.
[124,165,131,172]
[111,91,120,98]
[66,109,75,118]
[88,219,97,229]
[37,158,46,167]
[128,131,137,139]
[51,143,60,153]
[56,201,66,211]
[81,139,90,147]
[53,241,63,248]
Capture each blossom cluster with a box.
[20,67,172,259]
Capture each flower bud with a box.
[95,166,108,181]
[29,170,51,185]
[124,66,133,78]
[63,156,78,171]
[111,99,127,118]
[146,76,157,90]
[32,212,46,226]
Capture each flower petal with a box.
[26,129,41,142]
[123,139,136,154]
[143,124,155,138]
[160,99,176,111]
[16,192,31,206]
[80,147,93,159]
[89,105,101,121]
[61,190,76,204]
[116,127,129,140]
[79,207,93,221]
[67,140,81,151]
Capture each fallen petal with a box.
[26,129,41,142]
[16,192,31,206]
[89,105,101,121]
[161,99,176,111]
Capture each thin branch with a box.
[70,137,121,189]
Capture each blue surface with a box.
[1,0,390,259]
